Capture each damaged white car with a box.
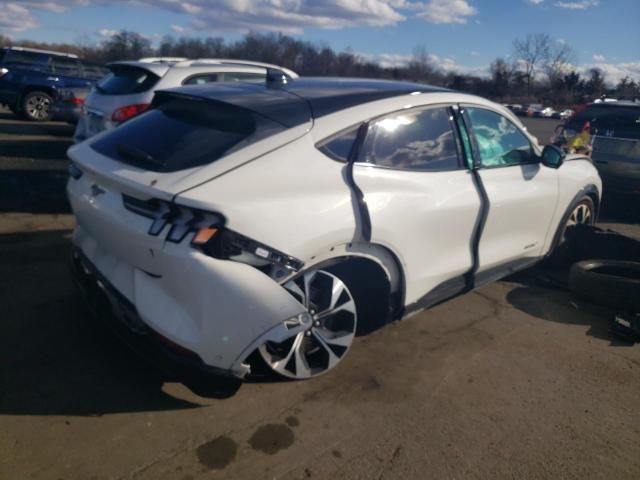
[67,77,601,380]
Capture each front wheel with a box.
[258,269,358,379]
[22,91,52,121]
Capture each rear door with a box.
[351,104,482,308]
[462,106,559,278]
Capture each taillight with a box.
[65,97,84,106]
[0,67,8,77]
[111,103,150,123]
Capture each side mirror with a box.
[541,144,565,169]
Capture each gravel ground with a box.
[1,107,639,480]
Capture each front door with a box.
[462,106,559,277]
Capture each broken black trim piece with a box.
[458,106,490,291]
[199,228,305,272]
[345,122,372,241]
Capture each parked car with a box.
[50,87,91,124]
[73,58,299,143]
[540,107,557,118]
[559,109,574,120]
[527,104,544,117]
[67,78,601,381]
[0,46,107,121]
[557,101,640,194]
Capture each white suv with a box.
[67,78,601,381]
[73,58,298,143]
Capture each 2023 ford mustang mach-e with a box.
[67,78,601,380]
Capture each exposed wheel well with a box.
[324,256,399,335]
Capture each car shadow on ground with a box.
[0,229,241,417]
[0,110,74,137]
[0,170,71,214]
[506,265,635,347]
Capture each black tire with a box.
[21,91,52,121]
[569,260,640,311]
[548,195,596,265]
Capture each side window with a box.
[466,107,533,167]
[222,72,265,83]
[182,74,219,85]
[51,57,82,77]
[359,106,461,171]
[5,51,47,70]
[317,126,360,162]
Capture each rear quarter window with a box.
[317,127,360,162]
[4,51,48,70]
[91,96,287,172]
[96,66,160,95]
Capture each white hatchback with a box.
[73,58,298,143]
[67,78,601,381]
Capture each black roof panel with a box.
[157,78,450,127]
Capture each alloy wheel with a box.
[25,94,51,121]
[567,202,593,227]
[259,269,357,379]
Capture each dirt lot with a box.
[1,107,639,480]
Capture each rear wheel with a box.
[258,269,358,379]
[22,91,52,121]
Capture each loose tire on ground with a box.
[569,260,640,312]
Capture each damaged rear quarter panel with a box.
[174,134,358,262]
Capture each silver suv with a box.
[73,58,298,143]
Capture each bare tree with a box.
[513,33,552,96]
[544,41,575,86]
[406,45,434,82]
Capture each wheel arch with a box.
[547,183,600,256]
[298,242,407,327]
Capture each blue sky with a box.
[2,1,639,83]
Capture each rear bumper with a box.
[70,247,235,378]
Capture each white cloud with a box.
[7,0,485,34]
[359,50,488,76]
[528,0,544,5]
[554,0,598,9]
[170,24,185,33]
[0,3,38,32]
[593,54,605,62]
[417,0,477,24]
[96,28,117,37]
[568,61,640,85]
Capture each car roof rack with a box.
[138,57,188,64]
[173,58,299,78]
[5,46,78,58]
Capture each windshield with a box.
[91,96,287,172]
[96,65,160,95]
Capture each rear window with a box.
[95,65,160,95]
[568,105,640,140]
[91,96,287,172]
